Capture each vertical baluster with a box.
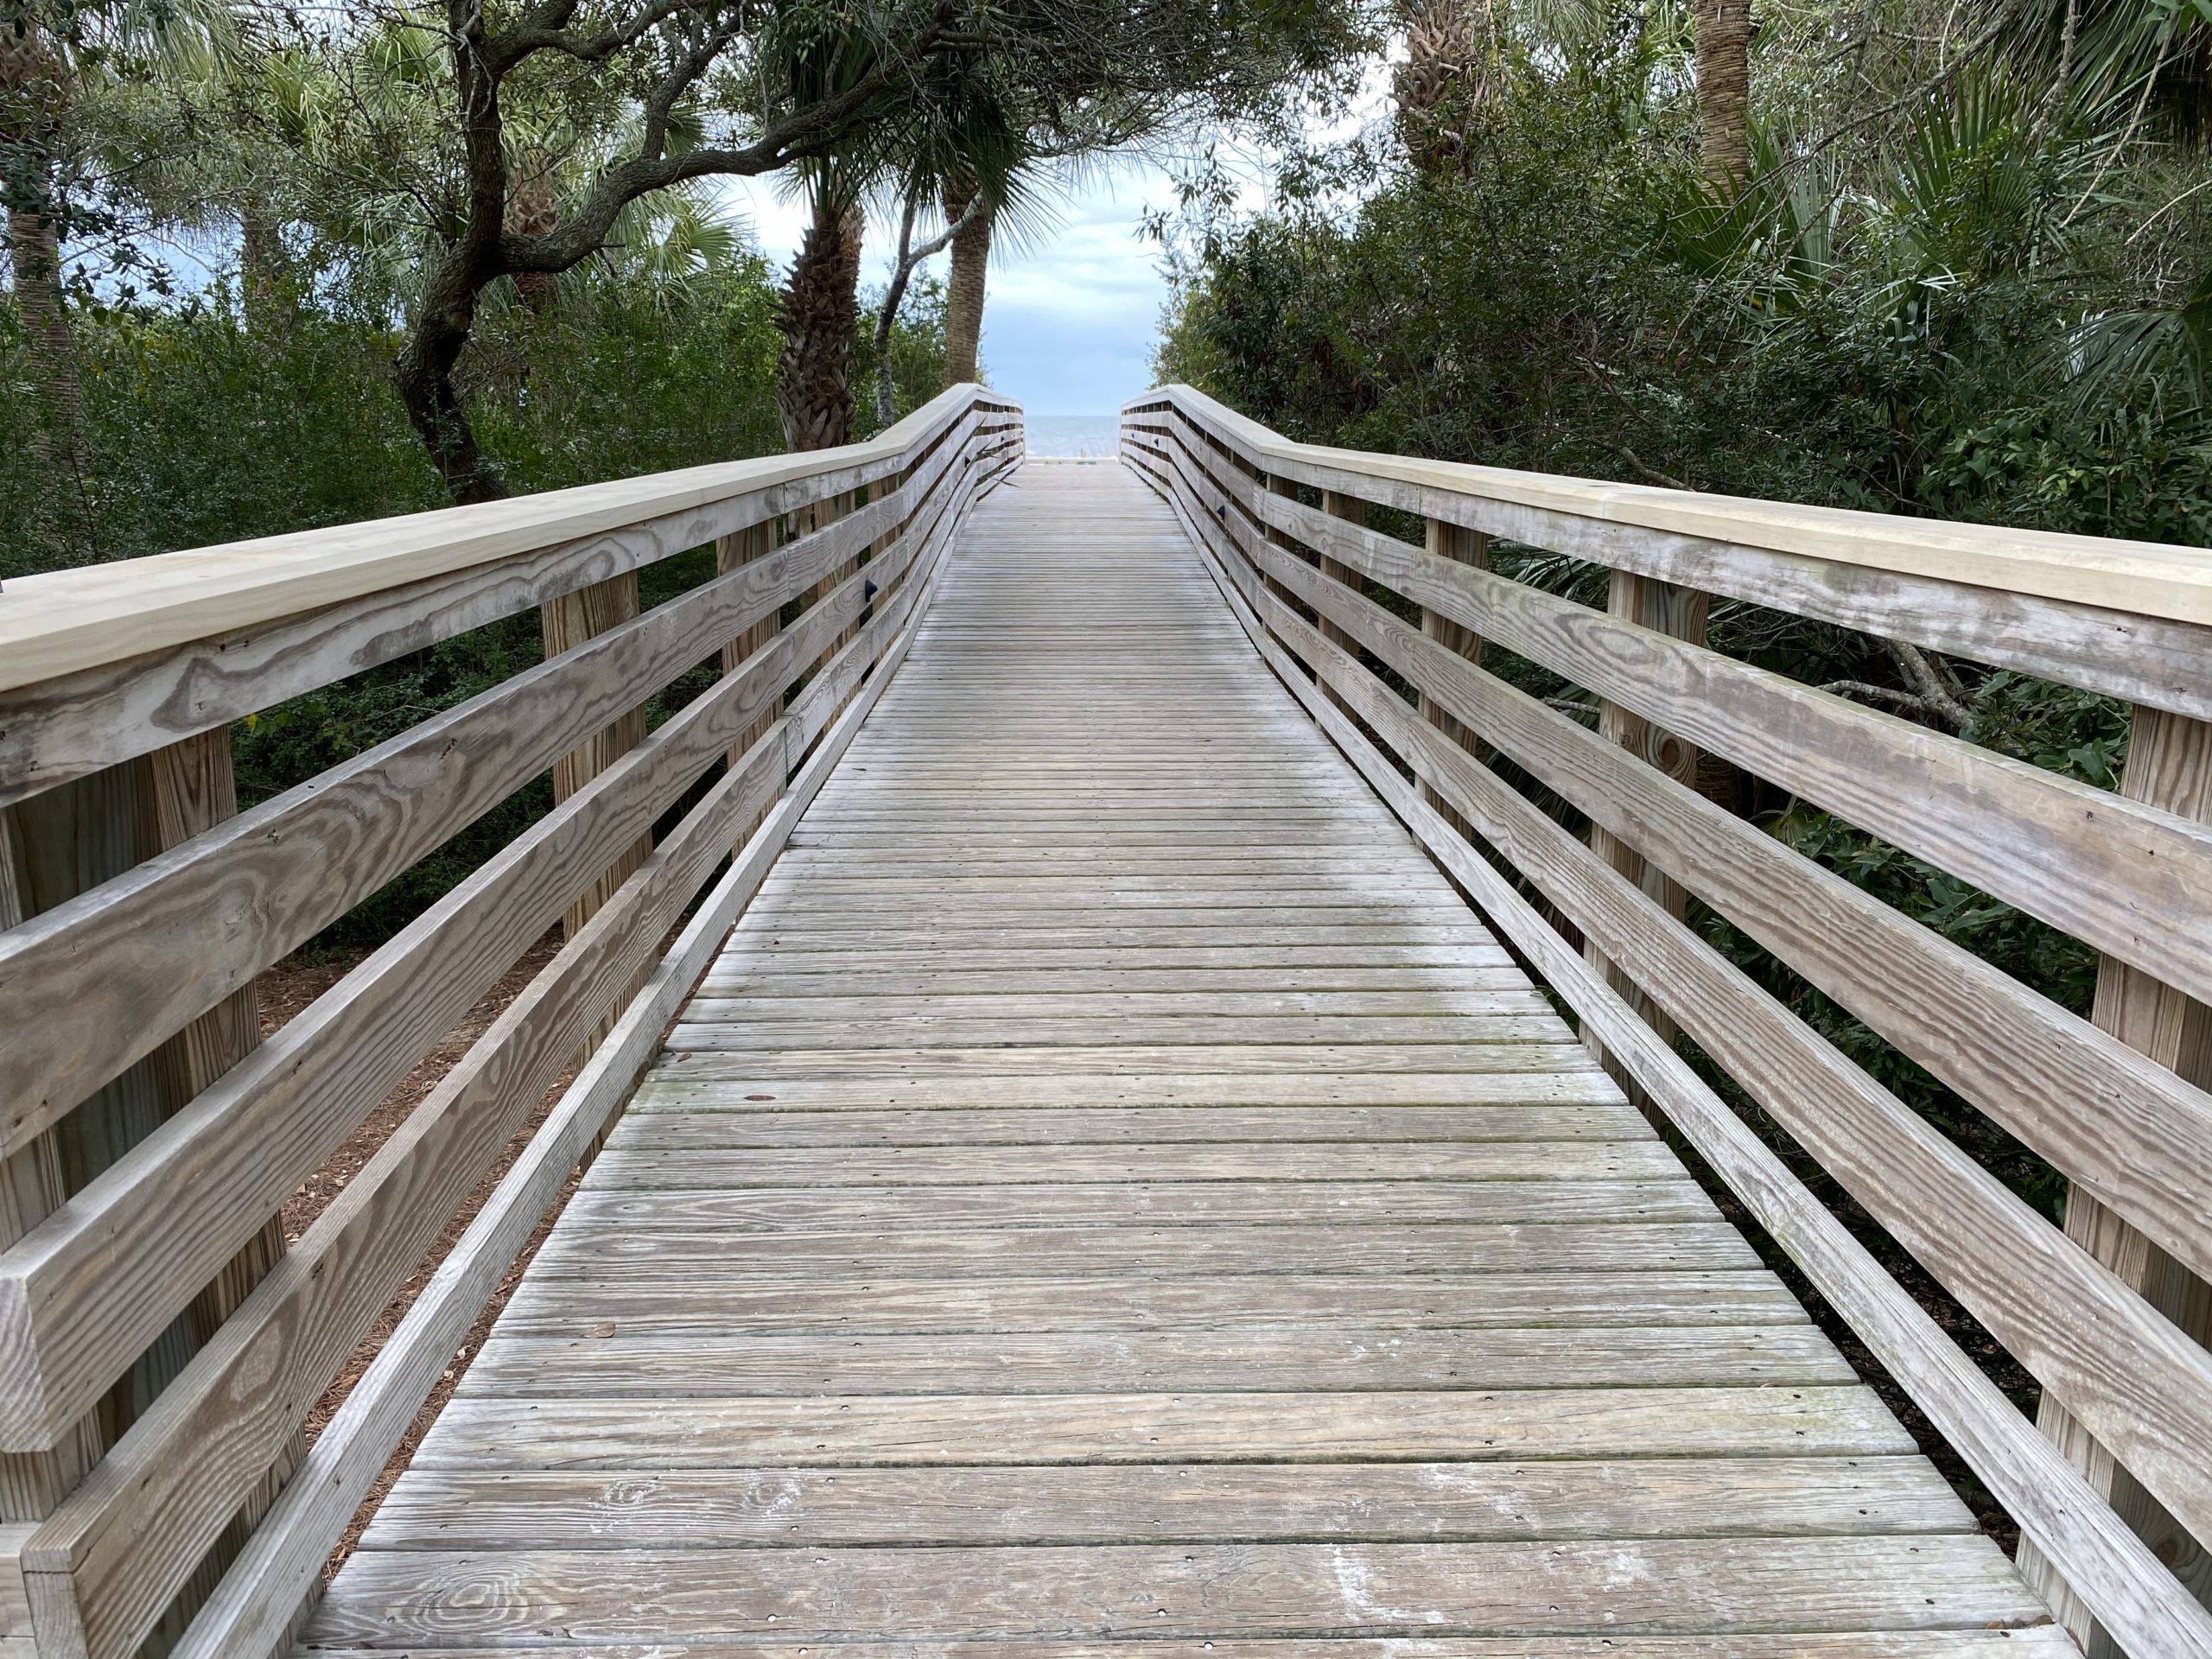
[1581,572,1707,1095]
[541,573,653,941]
[0,729,289,1649]
[718,517,784,812]
[1316,492,1364,718]
[1418,519,1487,836]
[2022,703,2212,1655]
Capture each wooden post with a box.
[718,518,783,817]
[1261,476,1300,612]
[541,573,652,939]
[2020,703,2212,1656]
[1582,572,1708,1084]
[1316,492,1366,719]
[0,730,291,1646]
[1418,518,1487,835]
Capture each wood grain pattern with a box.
[0,562,861,1451]
[2023,702,2212,1655]
[1205,402,2212,1014]
[308,1538,2042,1644]
[0,487,895,1156]
[1178,437,2212,1544]
[1131,383,2212,651]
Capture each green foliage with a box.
[3,241,950,946]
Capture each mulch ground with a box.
[264,933,585,1579]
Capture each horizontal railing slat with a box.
[1254,474,2212,1008]
[0,493,899,1156]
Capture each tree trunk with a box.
[3,17,98,561]
[941,179,991,387]
[396,264,504,504]
[238,199,293,340]
[7,200,99,561]
[1395,0,1491,175]
[777,195,865,452]
[1695,0,1752,187]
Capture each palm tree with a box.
[1695,0,1752,184]
[779,175,869,449]
[1395,0,1497,175]
[940,168,995,385]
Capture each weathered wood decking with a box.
[302,462,2059,1654]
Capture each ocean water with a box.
[1022,414,1122,457]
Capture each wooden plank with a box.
[0,385,1006,698]
[625,1071,1621,1110]
[289,1637,2083,1659]
[1582,570,1706,1079]
[681,990,1551,1020]
[704,944,1520,972]
[557,1179,1719,1232]
[454,1325,1857,1398]
[0,398,1007,808]
[696,964,1535,995]
[2024,701,2212,1656]
[662,1014,1571,1052]
[607,1103,1644,1143]
[541,569,653,940]
[416,1386,1914,1470]
[303,1536,2044,1644]
[525,1222,1760,1278]
[1418,514,1486,830]
[1137,384,2212,684]
[581,1141,1679,1186]
[1248,461,2212,1014]
[360,1454,1967,1549]
[493,1272,1808,1336]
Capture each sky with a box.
[718,162,1187,418]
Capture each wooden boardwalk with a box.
[302,461,2058,1655]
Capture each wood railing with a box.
[0,384,1021,1659]
[1124,384,2212,1659]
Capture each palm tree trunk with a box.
[777,195,865,452]
[940,178,991,387]
[1695,0,1752,187]
[238,200,293,340]
[8,200,99,561]
[1395,0,1489,175]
